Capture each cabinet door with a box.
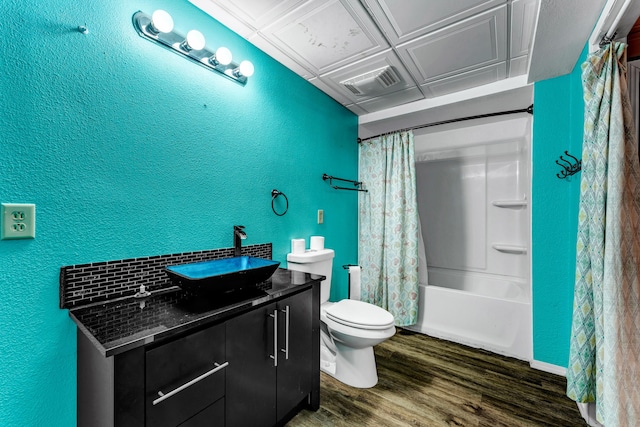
[146,324,226,427]
[276,290,313,420]
[225,303,277,427]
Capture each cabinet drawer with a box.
[146,324,226,427]
[178,398,224,427]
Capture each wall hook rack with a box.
[555,151,582,179]
[322,174,367,192]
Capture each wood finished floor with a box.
[288,329,586,427]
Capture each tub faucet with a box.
[234,225,246,257]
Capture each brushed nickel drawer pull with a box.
[153,361,229,406]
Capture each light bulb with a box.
[181,30,206,51]
[238,60,254,77]
[149,10,174,34]
[215,47,232,65]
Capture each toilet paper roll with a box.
[348,265,361,301]
[310,236,324,251]
[291,270,306,285]
[291,239,306,254]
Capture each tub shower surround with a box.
[60,243,272,309]
[409,116,532,361]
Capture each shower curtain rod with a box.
[357,104,533,143]
[599,0,633,46]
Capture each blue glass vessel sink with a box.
[165,256,280,294]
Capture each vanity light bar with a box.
[132,10,254,86]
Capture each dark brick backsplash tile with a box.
[60,243,272,309]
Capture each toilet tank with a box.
[287,249,334,303]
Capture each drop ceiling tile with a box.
[397,5,507,84]
[345,103,370,115]
[188,0,256,38]
[319,49,416,102]
[355,87,424,112]
[421,62,507,98]
[363,0,505,44]
[249,33,314,79]
[509,55,529,77]
[190,0,542,117]
[261,0,389,75]
[207,0,306,29]
[307,77,353,105]
[511,0,539,57]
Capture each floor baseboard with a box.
[530,359,567,376]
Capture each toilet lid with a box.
[325,300,395,330]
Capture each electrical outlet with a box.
[1,203,36,240]
[317,209,324,224]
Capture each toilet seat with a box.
[325,299,395,330]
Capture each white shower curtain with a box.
[358,130,420,326]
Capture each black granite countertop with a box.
[69,268,322,357]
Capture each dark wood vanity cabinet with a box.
[145,324,227,427]
[76,283,319,427]
[226,289,314,427]
[275,290,316,421]
[78,323,228,427]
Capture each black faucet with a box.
[234,225,246,257]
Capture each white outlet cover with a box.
[1,203,36,240]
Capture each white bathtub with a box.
[406,269,532,361]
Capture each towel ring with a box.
[271,189,288,216]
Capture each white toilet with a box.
[287,248,396,388]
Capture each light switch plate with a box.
[1,203,36,240]
[317,209,324,224]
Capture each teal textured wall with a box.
[0,0,357,425]
[531,48,586,367]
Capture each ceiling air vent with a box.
[340,66,401,96]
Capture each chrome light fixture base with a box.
[132,11,250,86]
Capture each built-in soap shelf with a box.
[492,199,527,209]
[492,244,527,254]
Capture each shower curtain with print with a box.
[566,42,640,427]
[358,130,419,326]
